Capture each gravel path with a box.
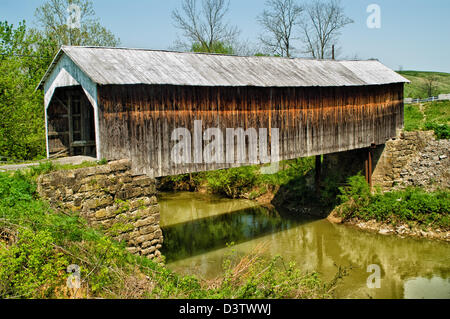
[0,156,97,172]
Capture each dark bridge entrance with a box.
[46,86,96,158]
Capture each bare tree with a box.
[172,0,240,53]
[257,0,303,57]
[421,75,439,97]
[299,0,353,59]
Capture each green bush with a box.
[338,174,371,206]
[424,122,450,140]
[0,229,68,298]
[206,166,260,198]
[337,174,449,229]
[160,158,316,202]
[320,170,345,207]
[0,171,124,297]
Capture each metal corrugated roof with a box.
[39,46,410,89]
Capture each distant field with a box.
[397,71,450,99]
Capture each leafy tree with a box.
[0,21,50,160]
[0,1,121,161]
[192,41,234,54]
[34,0,120,51]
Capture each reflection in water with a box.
[404,277,450,299]
[162,204,311,262]
[159,192,450,299]
[159,192,259,227]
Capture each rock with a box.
[136,233,155,244]
[135,217,156,228]
[141,246,156,255]
[139,225,157,235]
[109,159,131,172]
[379,228,391,235]
[126,247,140,254]
[326,210,343,224]
[396,225,408,235]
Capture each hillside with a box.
[397,71,450,99]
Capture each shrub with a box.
[424,122,450,140]
[206,166,260,198]
[338,174,371,208]
[337,174,449,229]
[0,229,68,298]
[160,157,316,203]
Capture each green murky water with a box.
[159,192,450,299]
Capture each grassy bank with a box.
[0,170,341,299]
[404,100,450,138]
[334,175,449,231]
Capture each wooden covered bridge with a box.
[38,46,409,178]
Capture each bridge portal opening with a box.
[46,86,96,158]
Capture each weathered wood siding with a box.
[97,84,404,177]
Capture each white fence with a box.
[404,94,450,104]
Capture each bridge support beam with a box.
[315,155,322,195]
[365,145,376,190]
[323,145,383,191]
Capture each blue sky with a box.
[1,0,449,72]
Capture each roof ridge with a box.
[61,45,372,63]
[37,46,410,90]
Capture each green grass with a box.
[398,70,450,98]
[0,170,340,299]
[404,104,425,131]
[424,101,450,124]
[337,175,450,229]
[404,100,450,138]
[17,160,107,181]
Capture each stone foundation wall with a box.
[373,132,449,191]
[371,131,437,190]
[322,131,448,192]
[36,159,163,259]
